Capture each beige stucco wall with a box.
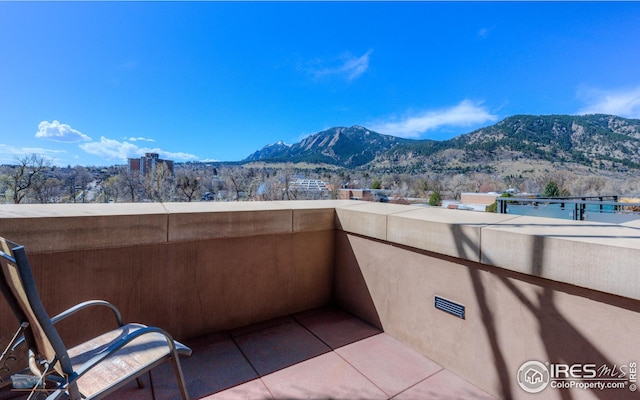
[0,201,350,349]
[1,200,639,399]
[334,203,640,301]
[334,203,640,400]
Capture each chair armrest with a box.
[50,300,124,327]
[12,301,124,352]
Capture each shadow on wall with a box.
[451,223,638,400]
[332,232,383,331]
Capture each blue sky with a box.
[1,1,640,167]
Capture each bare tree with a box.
[227,173,242,201]
[102,175,120,203]
[224,166,249,201]
[254,173,282,201]
[175,173,201,202]
[3,154,50,204]
[68,166,94,203]
[210,176,227,200]
[444,173,475,200]
[327,173,345,199]
[546,170,573,196]
[278,167,297,200]
[32,176,63,203]
[145,162,173,202]
[503,174,526,193]
[119,168,142,202]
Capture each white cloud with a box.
[35,120,92,142]
[577,86,640,118]
[161,150,199,161]
[79,137,139,161]
[0,144,66,164]
[477,26,494,39]
[308,50,373,82]
[369,100,498,139]
[126,136,156,142]
[79,137,198,162]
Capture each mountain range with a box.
[245,125,411,168]
[244,114,640,174]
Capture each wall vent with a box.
[435,296,465,319]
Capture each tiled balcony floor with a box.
[1,307,496,399]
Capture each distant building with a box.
[289,178,329,192]
[338,188,389,202]
[460,192,500,206]
[442,192,501,212]
[128,153,174,177]
[289,178,331,199]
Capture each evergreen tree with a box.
[542,181,561,197]
[429,191,441,206]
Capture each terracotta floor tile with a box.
[201,379,274,400]
[151,332,258,399]
[392,369,497,400]
[185,331,234,350]
[104,374,153,399]
[335,333,443,398]
[295,307,382,349]
[230,316,294,338]
[261,352,387,400]
[234,320,330,376]
[0,310,498,400]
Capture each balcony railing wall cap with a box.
[1,201,639,301]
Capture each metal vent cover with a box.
[435,296,465,319]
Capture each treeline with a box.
[3,154,640,205]
[0,155,345,204]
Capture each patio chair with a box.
[0,237,191,399]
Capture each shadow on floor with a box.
[1,307,495,400]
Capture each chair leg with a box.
[170,356,190,400]
[136,376,144,389]
[149,370,157,400]
[66,383,83,400]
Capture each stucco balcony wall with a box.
[333,202,640,400]
[1,201,639,399]
[0,201,350,346]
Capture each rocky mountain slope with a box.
[244,114,640,174]
[244,125,413,168]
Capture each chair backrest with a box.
[0,238,29,325]
[0,237,73,376]
[0,238,38,352]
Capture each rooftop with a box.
[0,200,638,399]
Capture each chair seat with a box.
[67,323,191,399]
